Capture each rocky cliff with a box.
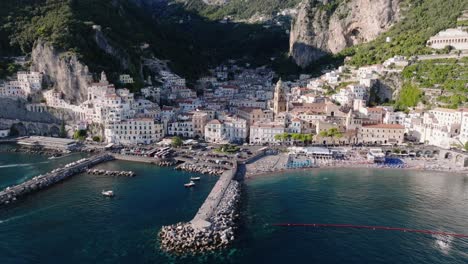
[290,0,401,68]
[31,40,92,104]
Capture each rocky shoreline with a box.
[175,163,226,176]
[158,180,241,254]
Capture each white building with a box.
[119,74,134,84]
[249,121,285,145]
[0,71,43,98]
[358,124,405,144]
[104,118,164,145]
[383,111,407,125]
[204,116,248,144]
[427,28,468,50]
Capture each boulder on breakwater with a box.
[86,169,136,177]
[155,159,178,167]
[175,163,225,176]
[158,180,241,254]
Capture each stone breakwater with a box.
[0,154,113,206]
[86,169,136,177]
[154,159,178,167]
[175,163,225,176]
[159,180,241,254]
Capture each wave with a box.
[0,163,34,168]
[0,204,60,224]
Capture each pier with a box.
[159,161,241,254]
[0,153,114,205]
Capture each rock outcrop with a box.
[290,0,401,68]
[31,40,92,104]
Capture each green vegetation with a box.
[181,0,301,20]
[399,58,468,109]
[394,83,423,110]
[0,0,293,85]
[274,133,314,143]
[73,129,87,141]
[318,128,343,144]
[0,58,23,79]
[464,142,468,152]
[345,0,467,66]
[92,136,101,142]
[171,136,183,148]
[215,144,240,153]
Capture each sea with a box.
[0,149,467,264]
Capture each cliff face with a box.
[290,0,401,68]
[31,40,92,104]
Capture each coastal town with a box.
[0,7,468,258]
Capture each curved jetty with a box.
[0,154,114,206]
[87,169,136,177]
[159,162,241,254]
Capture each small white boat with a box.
[190,177,201,181]
[184,181,196,188]
[101,190,115,197]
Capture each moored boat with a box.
[101,190,115,197]
[190,177,201,181]
[184,181,196,188]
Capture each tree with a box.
[73,130,87,141]
[171,136,183,148]
[319,128,343,145]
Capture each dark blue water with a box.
[0,147,87,189]
[0,153,467,264]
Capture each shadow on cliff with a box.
[290,42,347,76]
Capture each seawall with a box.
[0,153,114,205]
[159,162,241,254]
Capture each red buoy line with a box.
[272,223,468,238]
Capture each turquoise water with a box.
[0,153,467,263]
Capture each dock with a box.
[0,153,114,205]
[191,162,238,229]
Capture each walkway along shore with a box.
[159,162,242,254]
[0,153,114,206]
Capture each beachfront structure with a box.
[249,121,285,145]
[104,118,164,145]
[427,28,468,50]
[191,111,210,138]
[204,116,248,144]
[408,108,464,149]
[358,124,405,145]
[167,121,194,138]
[18,136,78,150]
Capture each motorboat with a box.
[184,181,196,188]
[190,177,201,181]
[101,190,115,197]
